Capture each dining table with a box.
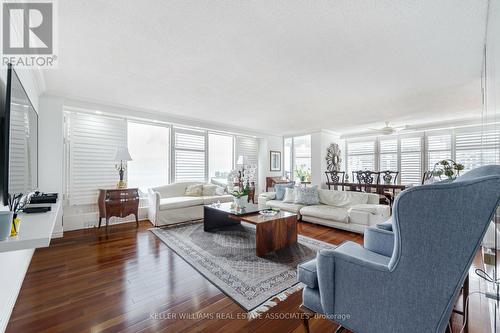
[325,182,407,195]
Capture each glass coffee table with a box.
[204,202,298,257]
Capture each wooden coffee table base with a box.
[203,205,298,257]
[240,212,298,257]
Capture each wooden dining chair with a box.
[325,171,345,190]
[354,170,380,193]
[379,170,399,207]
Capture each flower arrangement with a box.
[294,165,311,182]
[231,186,250,198]
[431,159,464,180]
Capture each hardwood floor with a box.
[6,220,487,333]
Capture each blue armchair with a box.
[298,165,500,333]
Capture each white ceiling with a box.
[43,0,488,135]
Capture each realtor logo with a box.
[1,1,57,68]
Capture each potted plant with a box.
[231,186,250,209]
[295,165,311,182]
[431,159,465,180]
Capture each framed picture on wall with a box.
[270,151,281,171]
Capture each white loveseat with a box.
[148,182,233,226]
[258,189,390,233]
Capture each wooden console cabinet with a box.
[98,188,139,228]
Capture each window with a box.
[284,138,292,179]
[208,133,233,185]
[400,136,422,185]
[293,135,312,181]
[173,128,206,182]
[127,122,169,193]
[65,111,127,205]
[426,132,452,169]
[379,139,398,171]
[346,140,375,175]
[455,126,500,173]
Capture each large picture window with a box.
[127,122,169,193]
[284,135,312,181]
[208,133,233,186]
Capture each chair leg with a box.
[334,325,345,333]
[299,305,314,333]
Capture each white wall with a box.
[258,136,284,193]
[38,96,64,236]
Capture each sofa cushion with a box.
[300,205,349,223]
[294,186,320,205]
[159,197,204,210]
[297,259,318,289]
[266,200,304,214]
[282,187,295,203]
[318,189,369,207]
[275,183,295,200]
[349,204,389,216]
[202,184,218,196]
[202,195,233,205]
[185,184,203,196]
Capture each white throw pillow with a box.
[282,188,295,203]
[215,186,225,196]
[184,184,203,196]
[202,184,218,196]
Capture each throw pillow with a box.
[282,187,296,203]
[294,186,320,205]
[185,184,203,196]
[215,186,225,196]
[274,182,295,201]
[202,184,218,196]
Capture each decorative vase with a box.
[0,211,13,240]
[10,214,21,237]
[233,196,248,209]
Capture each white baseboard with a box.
[63,207,149,231]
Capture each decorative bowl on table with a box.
[259,209,278,216]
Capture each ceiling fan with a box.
[368,121,411,135]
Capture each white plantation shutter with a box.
[66,111,127,205]
[426,132,452,169]
[379,139,398,171]
[346,140,375,175]
[235,136,258,167]
[400,136,422,185]
[455,126,500,173]
[173,128,206,182]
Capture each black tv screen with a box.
[0,65,38,205]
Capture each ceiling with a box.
[43,0,488,135]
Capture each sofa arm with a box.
[147,189,161,225]
[364,227,394,257]
[258,192,276,205]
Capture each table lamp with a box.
[114,147,132,189]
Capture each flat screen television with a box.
[0,64,38,206]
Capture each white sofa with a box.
[258,189,390,233]
[148,182,233,226]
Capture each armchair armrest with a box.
[147,189,161,225]
[364,227,394,257]
[316,242,391,314]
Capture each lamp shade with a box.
[114,147,132,161]
[236,155,248,165]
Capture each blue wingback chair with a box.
[298,165,500,333]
